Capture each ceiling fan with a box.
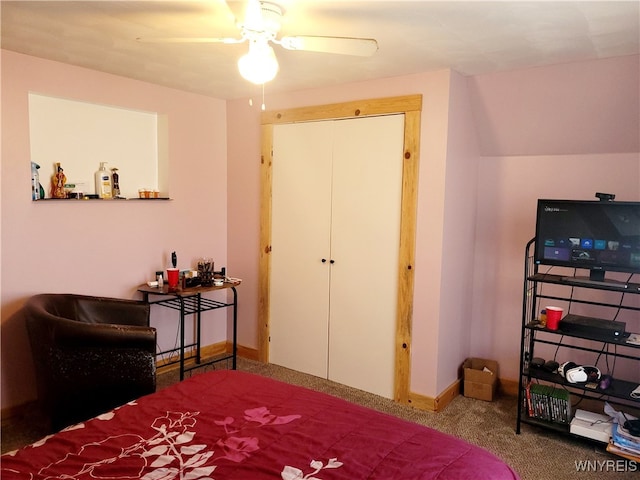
[138,0,378,85]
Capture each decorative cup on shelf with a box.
[545,306,563,330]
[167,268,180,290]
[198,258,214,286]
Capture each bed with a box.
[2,370,519,479]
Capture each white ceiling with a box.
[1,1,639,100]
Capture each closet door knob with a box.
[321,258,327,263]
[330,259,335,264]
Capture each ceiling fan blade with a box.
[279,36,378,56]
[136,36,244,44]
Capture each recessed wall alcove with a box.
[28,93,169,199]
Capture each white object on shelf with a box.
[626,333,640,345]
[570,409,613,443]
[95,162,113,199]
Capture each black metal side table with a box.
[138,281,240,380]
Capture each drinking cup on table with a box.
[167,268,180,290]
[545,306,563,330]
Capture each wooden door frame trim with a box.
[258,94,422,404]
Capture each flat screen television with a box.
[534,199,640,282]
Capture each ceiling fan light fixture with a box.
[238,40,279,84]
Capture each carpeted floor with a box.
[2,358,638,479]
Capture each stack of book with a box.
[525,383,571,424]
[607,422,640,461]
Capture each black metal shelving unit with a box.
[516,239,640,440]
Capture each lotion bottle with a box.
[95,162,113,199]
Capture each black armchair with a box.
[24,293,157,432]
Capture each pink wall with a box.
[468,55,640,156]
[225,99,262,348]
[435,70,481,394]
[1,50,229,410]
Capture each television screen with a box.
[534,199,640,281]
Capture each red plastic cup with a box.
[545,306,563,330]
[167,268,180,289]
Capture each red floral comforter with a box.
[1,370,519,479]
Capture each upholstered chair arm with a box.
[53,316,156,352]
[74,295,151,327]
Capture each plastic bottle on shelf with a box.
[31,162,41,200]
[539,309,547,327]
[95,162,113,199]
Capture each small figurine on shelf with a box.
[111,167,121,198]
[51,162,67,199]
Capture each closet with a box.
[268,114,405,398]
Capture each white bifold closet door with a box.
[269,114,404,398]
